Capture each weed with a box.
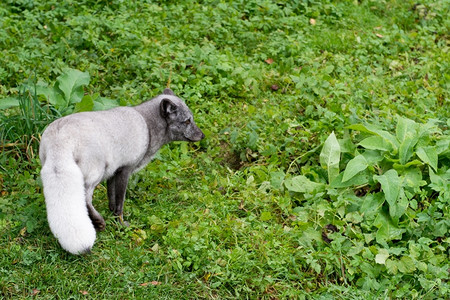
[0,81,56,161]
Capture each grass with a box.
[0,0,449,299]
[0,83,58,162]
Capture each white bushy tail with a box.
[41,158,96,255]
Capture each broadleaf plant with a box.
[54,68,90,108]
[1,68,119,116]
[319,131,340,183]
[285,115,448,296]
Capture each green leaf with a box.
[338,137,355,153]
[345,211,363,224]
[416,146,438,171]
[260,211,272,221]
[342,154,368,182]
[298,227,323,248]
[402,168,426,188]
[330,170,369,188]
[347,241,364,256]
[395,116,420,165]
[373,170,400,209]
[324,65,334,74]
[348,123,399,150]
[247,131,258,149]
[435,136,450,155]
[35,84,65,108]
[284,175,325,194]
[394,189,409,220]
[0,97,20,110]
[93,97,120,111]
[398,133,418,165]
[375,248,390,265]
[428,167,445,191]
[367,125,399,150]
[433,220,448,237]
[375,213,405,244]
[360,193,384,216]
[358,136,392,151]
[385,259,398,274]
[269,171,285,190]
[55,68,90,106]
[148,215,165,233]
[292,207,309,225]
[397,256,416,274]
[346,124,372,133]
[74,94,95,113]
[429,168,450,196]
[319,132,341,183]
[396,116,418,143]
[362,150,384,165]
[26,219,37,233]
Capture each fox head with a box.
[159,89,205,142]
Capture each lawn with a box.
[0,0,449,298]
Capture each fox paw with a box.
[92,217,106,231]
[109,202,116,212]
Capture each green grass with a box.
[1,0,449,298]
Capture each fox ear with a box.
[163,88,175,96]
[160,98,177,118]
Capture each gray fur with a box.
[39,89,204,254]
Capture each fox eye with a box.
[184,119,191,125]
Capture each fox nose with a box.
[195,126,205,140]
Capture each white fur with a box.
[41,158,96,254]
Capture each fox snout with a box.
[185,123,205,142]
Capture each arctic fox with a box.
[39,89,204,254]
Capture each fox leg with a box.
[85,185,106,231]
[107,167,132,226]
[107,176,116,212]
